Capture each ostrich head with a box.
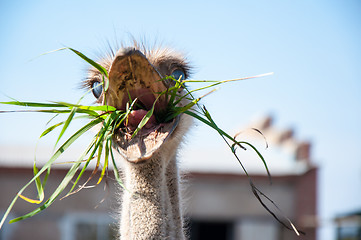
[85,44,192,163]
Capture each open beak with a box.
[106,49,179,163]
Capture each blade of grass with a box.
[65,131,108,197]
[10,156,83,223]
[170,72,273,107]
[46,113,60,126]
[0,101,69,108]
[65,112,116,195]
[9,117,103,223]
[109,143,127,190]
[67,48,109,79]
[131,95,161,138]
[0,117,102,228]
[18,162,51,205]
[55,107,77,147]
[233,141,271,183]
[52,102,116,112]
[182,72,274,83]
[164,88,218,122]
[184,109,250,176]
[167,78,183,107]
[97,136,110,185]
[40,115,93,138]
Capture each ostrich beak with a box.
[107,49,179,163]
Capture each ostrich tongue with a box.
[125,109,157,131]
[107,49,179,163]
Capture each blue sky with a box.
[1,1,361,239]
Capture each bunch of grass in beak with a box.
[0,48,302,236]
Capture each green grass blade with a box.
[109,144,127,190]
[0,101,68,108]
[18,162,45,204]
[40,121,65,138]
[9,157,83,223]
[0,109,70,114]
[69,132,107,196]
[52,102,116,112]
[63,138,98,198]
[27,47,69,62]
[45,113,60,126]
[33,162,45,202]
[42,167,51,194]
[67,48,109,79]
[184,109,236,144]
[184,109,251,175]
[97,136,110,184]
[182,72,274,83]
[130,96,159,138]
[66,112,115,194]
[0,118,102,228]
[9,118,102,223]
[66,139,99,195]
[40,116,93,138]
[55,107,77,147]
[115,99,138,129]
[165,89,217,122]
[235,141,271,181]
[167,78,183,106]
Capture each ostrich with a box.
[85,44,193,239]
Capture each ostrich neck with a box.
[120,153,185,240]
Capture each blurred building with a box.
[0,116,318,240]
[335,211,361,240]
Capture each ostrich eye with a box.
[92,81,103,98]
[171,69,186,81]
